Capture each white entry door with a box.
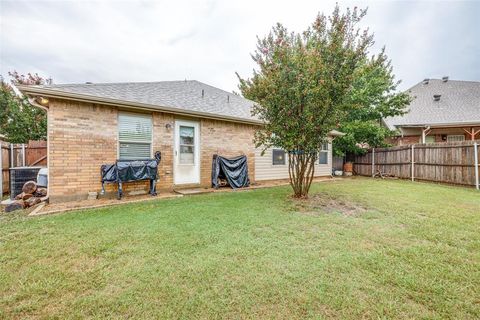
[174,120,200,185]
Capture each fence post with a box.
[10,144,14,168]
[371,148,375,178]
[22,144,26,167]
[411,144,415,182]
[474,142,479,190]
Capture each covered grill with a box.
[101,152,161,199]
[211,154,250,189]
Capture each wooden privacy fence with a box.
[354,141,480,189]
[1,141,9,196]
[332,156,344,171]
[0,140,47,196]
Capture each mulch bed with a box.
[295,193,367,216]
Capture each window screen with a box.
[319,142,328,164]
[272,149,286,165]
[118,112,152,159]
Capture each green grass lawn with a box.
[1,178,479,319]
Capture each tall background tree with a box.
[0,72,51,143]
[238,6,391,198]
[333,49,411,158]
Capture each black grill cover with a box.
[211,154,250,189]
[116,160,158,182]
[101,160,158,183]
[101,164,117,183]
[100,152,161,199]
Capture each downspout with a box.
[28,97,49,112]
[474,142,479,190]
[28,97,50,201]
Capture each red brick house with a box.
[18,80,341,202]
[384,78,480,145]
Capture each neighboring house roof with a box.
[17,80,261,124]
[384,79,480,131]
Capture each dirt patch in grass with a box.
[295,193,367,216]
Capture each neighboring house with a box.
[383,77,480,145]
[18,80,341,202]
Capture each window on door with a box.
[118,112,152,159]
[179,125,195,164]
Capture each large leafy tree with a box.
[0,72,51,143]
[238,6,378,198]
[333,49,411,157]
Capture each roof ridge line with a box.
[47,80,199,88]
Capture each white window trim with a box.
[319,142,329,165]
[117,111,153,160]
[272,149,286,166]
[177,124,197,166]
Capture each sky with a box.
[1,0,479,92]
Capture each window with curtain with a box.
[319,142,328,164]
[118,112,152,160]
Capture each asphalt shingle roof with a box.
[384,79,480,130]
[33,80,258,122]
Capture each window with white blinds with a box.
[447,135,465,142]
[118,112,152,160]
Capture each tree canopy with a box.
[0,72,50,143]
[333,49,411,157]
[237,6,381,197]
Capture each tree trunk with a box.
[288,152,316,198]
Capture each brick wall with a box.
[389,135,420,146]
[48,99,118,202]
[47,99,257,202]
[153,112,175,189]
[199,119,256,187]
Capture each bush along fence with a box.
[0,140,47,196]
[353,141,480,189]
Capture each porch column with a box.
[474,142,479,190]
[463,127,480,141]
[421,127,431,144]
